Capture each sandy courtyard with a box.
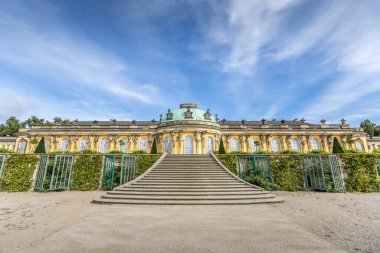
[0,191,379,253]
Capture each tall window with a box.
[206,137,213,153]
[139,138,147,151]
[271,138,280,153]
[184,136,193,154]
[79,139,88,151]
[355,140,363,151]
[44,139,49,152]
[17,140,27,153]
[311,138,320,150]
[60,139,69,152]
[119,139,127,153]
[230,138,239,152]
[252,138,260,152]
[99,139,108,153]
[291,139,300,151]
[165,137,171,154]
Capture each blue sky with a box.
[0,0,380,126]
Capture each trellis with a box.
[0,154,6,177]
[238,155,271,180]
[49,155,75,190]
[34,155,50,191]
[101,155,137,190]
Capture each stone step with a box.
[131,182,244,186]
[98,194,276,201]
[107,191,267,196]
[142,177,234,180]
[124,185,253,189]
[115,187,262,192]
[93,197,284,205]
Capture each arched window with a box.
[230,138,239,152]
[206,137,213,153]
[139,138,147,151]
[99,139,108,153]
[79,139,88,151]
[355,140,363,151]
[291,139,300,151]
[44,138,49,152]
[17,140,27,153]
[311,138,320,150]
[165,137,171,154]
[184,136,194,154]
[252,138,260,152]
[60,139,69,152]
[271,138,280,153]
[119,139,127,153]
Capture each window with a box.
[80,139,88,151]
[184,136,193,154]
[139,139,147,151]
[60,139,69,152]
[119,139,127,153]
[311,138,320,150]
[355,140,363,151]
[230,138,239,152]
[165,137,171,154]
[44,139,49,151]
[271,138,280,153]
[99,139,108,153]
[206,137,213,153]
[252,138,260,152]
[17,141,27,153]
[291,139,300,151]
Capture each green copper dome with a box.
[160,103,217,123]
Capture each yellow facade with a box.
[14,104,368,154]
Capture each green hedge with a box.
[0,154,39,192]
[136,155,160,177]
[342,154,380,192]
[70,155,103,191]
[271,155,304,191]
[216,154,238,175]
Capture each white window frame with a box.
[206,137,213,153]
[251,138,260,152]
[99,139,108,153]
[79,139,88,151]
[139,138,147,151]
[230,138,239,152]
[60,139,69,152]
[18,140,27,153]
[184,136,194,154]
[291,139,300,151]
[271,138,280,153]
[119,139,127,153]
[311,138,320,150]
[165,137,171,154]
[355,140,363,151]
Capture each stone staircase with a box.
[93,154,283,205]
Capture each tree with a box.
[53,117,63,125]
[150,138,158,154]
[360,119,376,138]
[34,137,46,153]
[24,116,44,128]
[375,126,380,137]
[332,137,344,153]
[218,139,226,154]
[4,117,22,137]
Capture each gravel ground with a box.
[0,191,379,253]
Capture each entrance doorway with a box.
[184,136,193,154]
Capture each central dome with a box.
[161,104,217,123]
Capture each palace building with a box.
[14,103,368,154]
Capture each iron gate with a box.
[102,155,115,190]
[49,155,75,190]
[238,155,271,180]
[302,154,344,191]
[377,156,380,176]
[34,155,50,190]
[120,155,137,185]
[0,154,6,177]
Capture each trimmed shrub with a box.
[333,137,344,153]
[107,150,124,154]
[243,175,281,191]
[34,137,46,153]
[342,154,380,192]
[218,139,226,154]
[271,155,304,191]
[216,154,238,175]
[150,138,158,154]
[70,155,103,191]
[136,155,160,177]
[0,148,13,153]
[0,154,39,192]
